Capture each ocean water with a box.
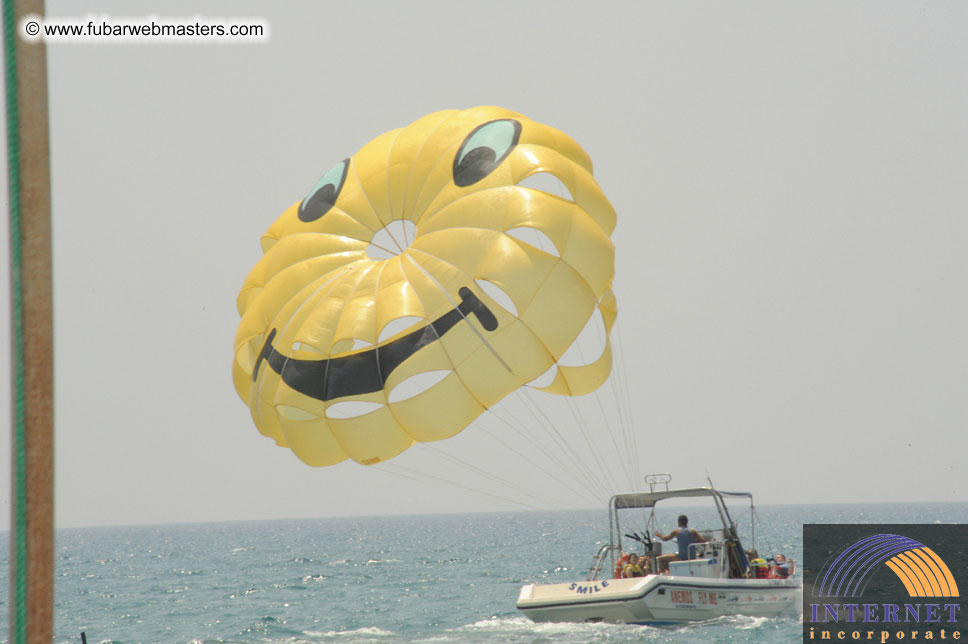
[1,502,966,644]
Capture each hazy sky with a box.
[2,1,966,530]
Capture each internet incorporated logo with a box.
[803,525,965,643]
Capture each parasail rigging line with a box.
[511,389,608,499]
[568,334,636,492]
[379,456,607,533]
[525,313,620,495]
[602,321,640,490]
[584,317,638,491]
[376,461,548,513]
[514,389,614,502]
[422,442,585,511]
[611,322,641,489]
[523,389,617,502]
[479,405,603,507]
[590,376,636,493]
[562,393,622,496]
[483,401,604,503]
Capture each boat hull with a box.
[517,575,800,625]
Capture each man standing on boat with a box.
[655,515,706,573]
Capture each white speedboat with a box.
[517,474,801,625]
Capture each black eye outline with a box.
[452,119,522,187]
[299,158,350,222]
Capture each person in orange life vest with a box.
[772,553,791,578]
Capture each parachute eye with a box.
[299,158,349,222]
[453,119,521,187]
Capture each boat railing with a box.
[690,540,721,559]
[586,543,621,581]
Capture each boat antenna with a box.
[644,473,670,493]
[706,473,716,490]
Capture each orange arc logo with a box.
[884,547,960,598]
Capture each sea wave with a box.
[302,626,396,640]
[415,616,667,643]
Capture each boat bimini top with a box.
[611,487,753,510]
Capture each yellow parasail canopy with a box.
[233,106,617,467]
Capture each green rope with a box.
[3,1,28,643]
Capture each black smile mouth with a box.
[253,287,498,403]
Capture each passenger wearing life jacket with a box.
[655,515,706,573]
[771,553,791,579]
[751,556,770,578]
[744,548,769,578]
[623,553,646,578]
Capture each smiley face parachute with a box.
[233,106,616,467]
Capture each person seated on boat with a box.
[655,515,706,573]
[639,554,652,575]
[750,554,770,578]
[623,553,646,578]
[771,553,791,578]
